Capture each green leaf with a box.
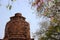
[9,5,12,10]
[56,26,60,32]
[55,0,57,3]
[6,4,12,10]
[11,0,16,2]
[6,4,9,8]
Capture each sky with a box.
[0,0,39,39]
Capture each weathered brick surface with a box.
[3,13,30,40]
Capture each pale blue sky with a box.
[0,0,39,39]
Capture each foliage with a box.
[6,4,12,10]
[31,0,60,40]
[0,0,16,10]
[32,0,55,14]
[39,25,60,40]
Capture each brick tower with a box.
[3,13,30,40]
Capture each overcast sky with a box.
[0,0,39,39]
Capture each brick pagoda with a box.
[3,13,30,40]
